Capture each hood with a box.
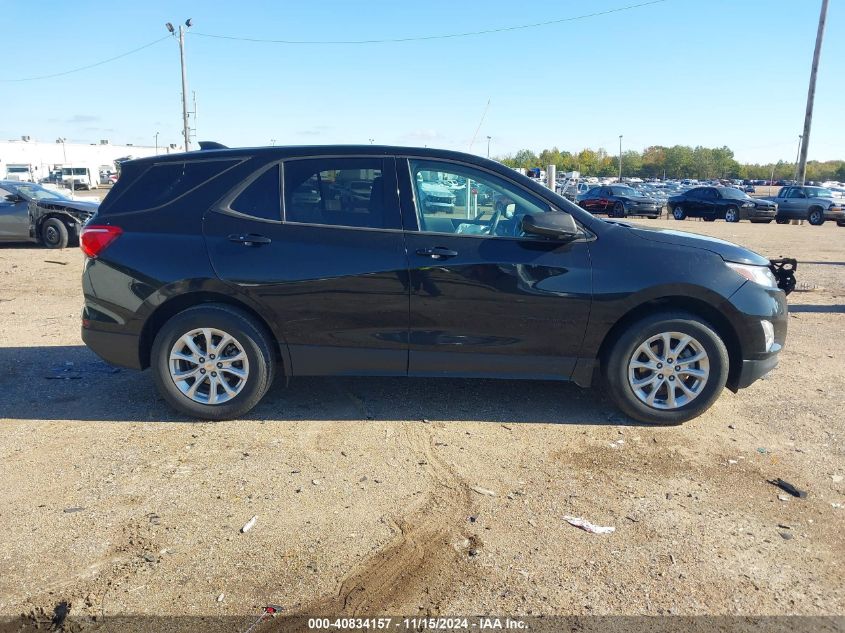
[621,223,770,265]
[36,199,99,215]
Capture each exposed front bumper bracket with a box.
[769,257,797,295]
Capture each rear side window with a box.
[283,158,399,230]
[113,160,238,212]
[230,165,281,221]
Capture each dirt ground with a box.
[0,217,843,628]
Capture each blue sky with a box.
[1,0,842,164]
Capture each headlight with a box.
[726,262,778,289]
[761,320,775,352]
[741,201,756,208]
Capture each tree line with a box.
[498,145,845,182]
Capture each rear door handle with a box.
[416,247,458,260]
[228,233,272,246]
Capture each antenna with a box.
[468,98,491,153]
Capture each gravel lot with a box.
[0,217,843,627]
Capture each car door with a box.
[204,155,410,376]
[783,187,807,219]
[398,157,592,379]
[702,188,720,218]
[0,187,31,240]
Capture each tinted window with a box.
[720,187,747,200]
[786,188,806,199]
[409,159,549,237]
[284,158,396,229]
[230,165,281,221]
[116,160,239,212]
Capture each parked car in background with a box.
[417,177,456,213]
[578,185,661,218]
[668,187,777,223]
[762,185,845,226]
[0,180,97,248]
[79,144,790,425]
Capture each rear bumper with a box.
[81,324,142,370]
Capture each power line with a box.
[0,35,172,82]
[190,0,669,45]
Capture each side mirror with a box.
[521,211,579,240]
[4,194,23,203]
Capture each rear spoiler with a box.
[198,141,229,150]
[769,258,797,295]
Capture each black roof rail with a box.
[198,141,229,150]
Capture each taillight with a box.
[80,225,122,258]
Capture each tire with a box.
[672,205,687,220]
[808,208,825,226]
[703,217,715,222]
[776,217,789,225]
[612,202,626,218]
[647,215,658,220]
[837,221,845,227]
[603,311,729,425]
[750,219,773,224]
[151,304,276,420]
[724,206,740,223]
[41,217,69,249]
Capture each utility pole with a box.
[166,19,193,152]
[618,135,623,182]
[797,0,828,185]
[794,134,802,180]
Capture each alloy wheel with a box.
[168,327,250,405]
[627,331,710,410]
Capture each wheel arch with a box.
[138,291,290,375]
[596,295,743,390]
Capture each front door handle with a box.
[416,247,458,260]
[228,233,272,246]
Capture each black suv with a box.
[80,145,790,424]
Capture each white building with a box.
[0,136,185,180]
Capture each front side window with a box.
[283,158,396,229]
[409,159,550,237]
[787,188,806,199]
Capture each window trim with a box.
[400,156,590,242]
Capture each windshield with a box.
[7,166,29,173]
[11,183,70,201]
[719,187,748,200]
[61,167,89,176]
[610,186,643,197]
[805,187,833,198]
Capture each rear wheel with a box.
[604,312,729,425]
[612,202,626,218]
[776,217,789,225]
[672,205,687,220]
[837,221,845,227]
[151,304,276,420]
[724,206,740,223]
[703,217,715,222]
[808,208,824,226]
[41,218,68,249]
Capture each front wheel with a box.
[151,304,276,420]
[724,206,740,223]
[808,208,825,226]
[611,202,626,218]
[41,218,69,249]
[603,312,729,425]
[672,205,687,220]
[776,217,789,225]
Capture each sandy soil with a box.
[0,218,843,628]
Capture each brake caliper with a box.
[769,257,797,295]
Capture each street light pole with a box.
[486,136,492,159]
[797,0,829,185]
[155,131,160,155]
[618,135,623,182]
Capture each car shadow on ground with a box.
[789,304,845,313]
[0,345,644,426]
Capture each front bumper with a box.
[733,354,779,389]
[744,207,776,220]
[824,208,845,221]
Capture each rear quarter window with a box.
[108,159,240,213]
